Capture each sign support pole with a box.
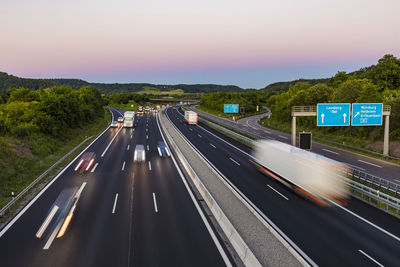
[383,115,389,156]
[291,116,296,146]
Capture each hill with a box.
[0,72,244,93]
[261,78,330,92]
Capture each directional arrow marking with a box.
[343,113,347,123]
[321,113,325,124]
[354,111,360,118]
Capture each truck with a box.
[123,111,135,127]
[251,140,349,206]
[184,111,198,125]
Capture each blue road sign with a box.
[317,103,350,126]
[351,103,383,126]
[224,104,239,113]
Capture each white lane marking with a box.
[112,193,119,214]
[346,162,366,171]
[36,205,59,238]
[322,148,339,155]
[158,110,232,266]
[101,126,123,157]
[278,135,288,139]
[122,161,126,171]
[189,128,193,131]
[229,157,240,166]
[127,145,130,151]
[358,250,384,267]
[130,135,133,139]
[152,193,158,213]
[267,185,289,200]
[210,143,216,148]
[148,161,152,171]
[263,129,272,134]
[198,134,202,138]
[358,159,382,168]
[90,163,99,173]
[147,145,149,151]
[394,179,400,184]
[146,128,148,132]
[146,135,148,139]
[330,200,400,242]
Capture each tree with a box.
[331,78,370,103]
[367,54,400,90]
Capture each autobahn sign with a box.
[351,103,383,126]
[224,104,239,113]
[317,103,350,126]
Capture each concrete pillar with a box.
[291,116,296,146]
[383,115,390,156]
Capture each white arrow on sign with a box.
[321,113,325,124]
[343,113,347,123]
[354,111,360,118]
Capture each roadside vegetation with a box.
[0,86,107,209]
[263,54,400,156]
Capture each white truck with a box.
[123,111,135,127]
[184,111,198,125]
[251,140,349,206]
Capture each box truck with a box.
[123,111,134,127]
[251,140,349,206]
[184,111,198,125]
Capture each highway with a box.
[169,106,400,266]
[0,108,228,267]
[189,106,400,181]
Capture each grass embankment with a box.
[137,86,186,96]
[0,109,111,211]
[258,117,400,164]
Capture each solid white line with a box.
[198,134,202,138]
[229,157,240,166]
[36,205,59,238]
[322,148,339,155]
[90,163,99,173]
[0,114,111,238]
[147,145,149,151]
[148,161,152,171]
[330,200,400,242]
[122,161,126,171]
[156,111,231,266]
[358,250,384,267]
[112,194,119,214]
[278,135,288,139]
[358,159,382,168]
[267,185,289,200]
[210,143,216,148]
[101,126,123,157]
[127,145,130,151]
[152,193,158,213]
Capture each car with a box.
[117,116,124,123]
[157,141,170,157]
[74,152,96,172]
[134,144,146,162]
[110,121,118,128]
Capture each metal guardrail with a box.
[199,115,400,216]
[0,136,93,218]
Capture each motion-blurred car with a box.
[110,121,118,128]
[157,141,170,157]
[117,116,124,123]
[134,145,146,162]
[74,152,96,172]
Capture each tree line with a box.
[267,54,400,140]
[0,86,104,155]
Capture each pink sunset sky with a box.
[1,0,399,88]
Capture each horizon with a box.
[1,0,399,88]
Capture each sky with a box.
[1,0,399,88]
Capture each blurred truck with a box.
[184,111,198,125]
[251,140,349,206]
[123,111,135,127]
